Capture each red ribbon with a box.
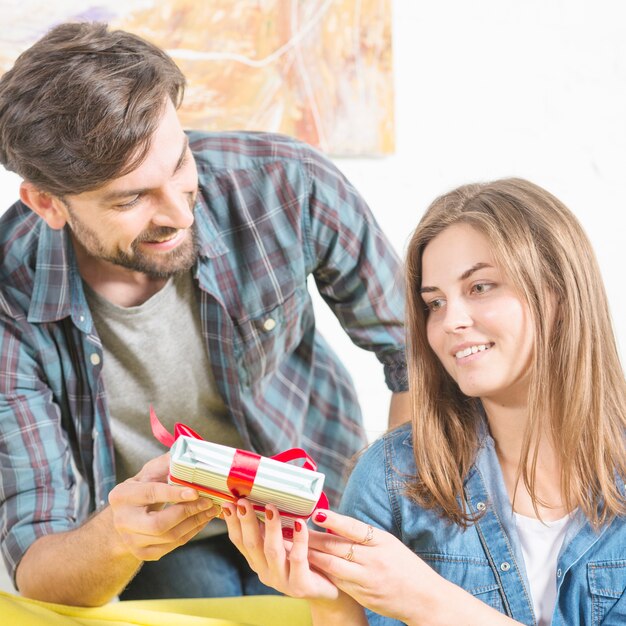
[227,449,261,498]
[150,405,329,523]
[150,405,204,446]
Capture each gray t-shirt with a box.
[84,270,245,537]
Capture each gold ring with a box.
[360,524,374,544]
[344,543,356,561]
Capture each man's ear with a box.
[19,182,69,230]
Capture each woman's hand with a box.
[306,509,432,623]
[222,499,339,599]
[225,501,521,626]
[308,510,523,626]
[223,499,368,625]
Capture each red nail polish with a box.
[265,508,274,521]
[314,511,327,523]
[223,508,232,517]
[294,520,302,532]
[238,505,246,516]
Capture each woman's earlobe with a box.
[19,182,68,230]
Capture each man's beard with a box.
[65,205,200,279]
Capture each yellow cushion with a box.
[0,591,312,626]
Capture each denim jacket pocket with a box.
[233,287,307,388]
[588,560,626,626]
[420,553,505,614]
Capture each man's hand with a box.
[17,452,220,606]
[108,453,220,561]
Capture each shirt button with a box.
[262,318,276,332]
[90,353,101,366]
[557,568,562,578]
[476,501,486,511]
[500,562,511,572]
[79,315,85,323]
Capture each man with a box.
[0,22,407,606]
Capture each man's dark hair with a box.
[0,22,186,196]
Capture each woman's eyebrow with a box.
[460,262,492,280]
[420,262,493,294]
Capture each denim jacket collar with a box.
[465,422,612,623]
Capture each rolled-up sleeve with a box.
[0,313,81,583]
[302,149,408,392]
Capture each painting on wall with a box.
[0,0,394,156]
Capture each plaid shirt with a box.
[0,131,406,580]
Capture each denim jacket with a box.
[339,423,626,625]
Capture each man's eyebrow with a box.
[419,262,493,294]
[101,136,189,202]
[173,135,190,173]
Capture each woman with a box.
[223,178,626,625]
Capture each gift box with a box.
[169,436,326,529]
[150,406,328,534]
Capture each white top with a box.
[514,512,571,626]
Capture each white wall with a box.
[314,0,626,439]
[0,0,625,592]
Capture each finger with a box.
[308,528,353,555]
[115,497,217,538]
[153,499,220,537]
[121,504,217,560]
[263,504,288,582]
[311,509,379,545]
[109,480,199,508]
[308,546,365,588]
[306,522,368,578]
[222,502,244,551]
[160,504,219,543]
[237,499,268,571]
[289,525,346,600]
[287,517,311,577]
[134,510,213,560]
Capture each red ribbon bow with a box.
[150,406,329,533]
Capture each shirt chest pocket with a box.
[420,553,505,614]
[233,287,308,388]
[588,560,626,626]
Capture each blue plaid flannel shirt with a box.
[0,131,407,580]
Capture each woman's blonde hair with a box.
[405,178,626,527]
